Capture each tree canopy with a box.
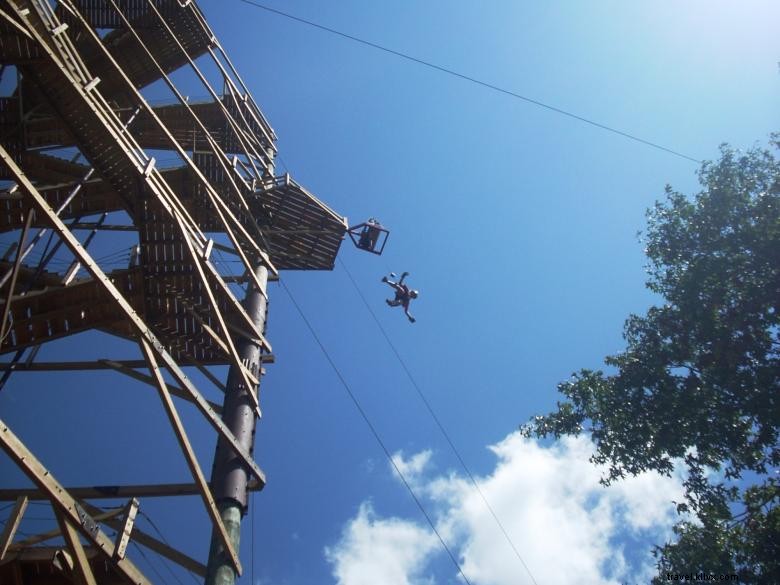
[523,136,779,583]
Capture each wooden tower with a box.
[0,1,347,583]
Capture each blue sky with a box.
[1,1,778,584]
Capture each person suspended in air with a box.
[381,271,418,323]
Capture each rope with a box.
[278,277,473,585]
[131,541,172,585]
[251,491,256,585]
[236,0,701,164]
[137,510,193,585]
[339,257,541,585]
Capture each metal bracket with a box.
[74,502,99,539]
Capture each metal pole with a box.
[205,263,268,585]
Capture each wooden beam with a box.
[171,212,261,417]
[113,498,138,560]
[53,508,98,585]
[0,356,274,372]
[98,359,223,414]
[0,209,34,341]
[204,255,272,351]
[11,508,124,549]
[62,212,108,286]
[80,501,208,578]
[0,8,32,40]
[140,339,242,575]
[0,479,263,502]
[0,496,27,560]
[0,417,150,585]
[184,358,227,392]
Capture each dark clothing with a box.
[358,219,381,251]
[382,273,416,322]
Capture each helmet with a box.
[409,290,419,299]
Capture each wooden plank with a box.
[53,507,98,585]
[98,359,223,414]
[0,496,27,560]
[80,501,208,578]
[0,417,150,585]
[203,256,271,352]
[171,211,261,416]
[11,507,124,549]
[139,339,242,576]
[113,498,138,560]
[0,479,263,501]
[0,209,34,341]
[0,8,33,40]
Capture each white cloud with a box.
[325,432,687,585]
[324,502,439,585]
[391,449,434,486]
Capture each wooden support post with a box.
[98,359,223,414]
[0,496,28,560]
[171,212,262,414]
[62,212,108,286]
[0,479,263,502]
[53,508,98,585]
[0,163,94,291]
[113,498,138,560]
[0,209,34,342]
[0,417,151,585]
[11,507,125,549]
[140,339,243,575]
[80,501,208,578]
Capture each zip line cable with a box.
[251,491,256,585]
[131,541,171,585]
[278,277,474,585]
[273,154,534,582]
[236,0,701,165]
[138,510,197,585]
[339,257,541,585]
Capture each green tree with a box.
[523,137,779,583]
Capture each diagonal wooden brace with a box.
[140,339,242,575]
